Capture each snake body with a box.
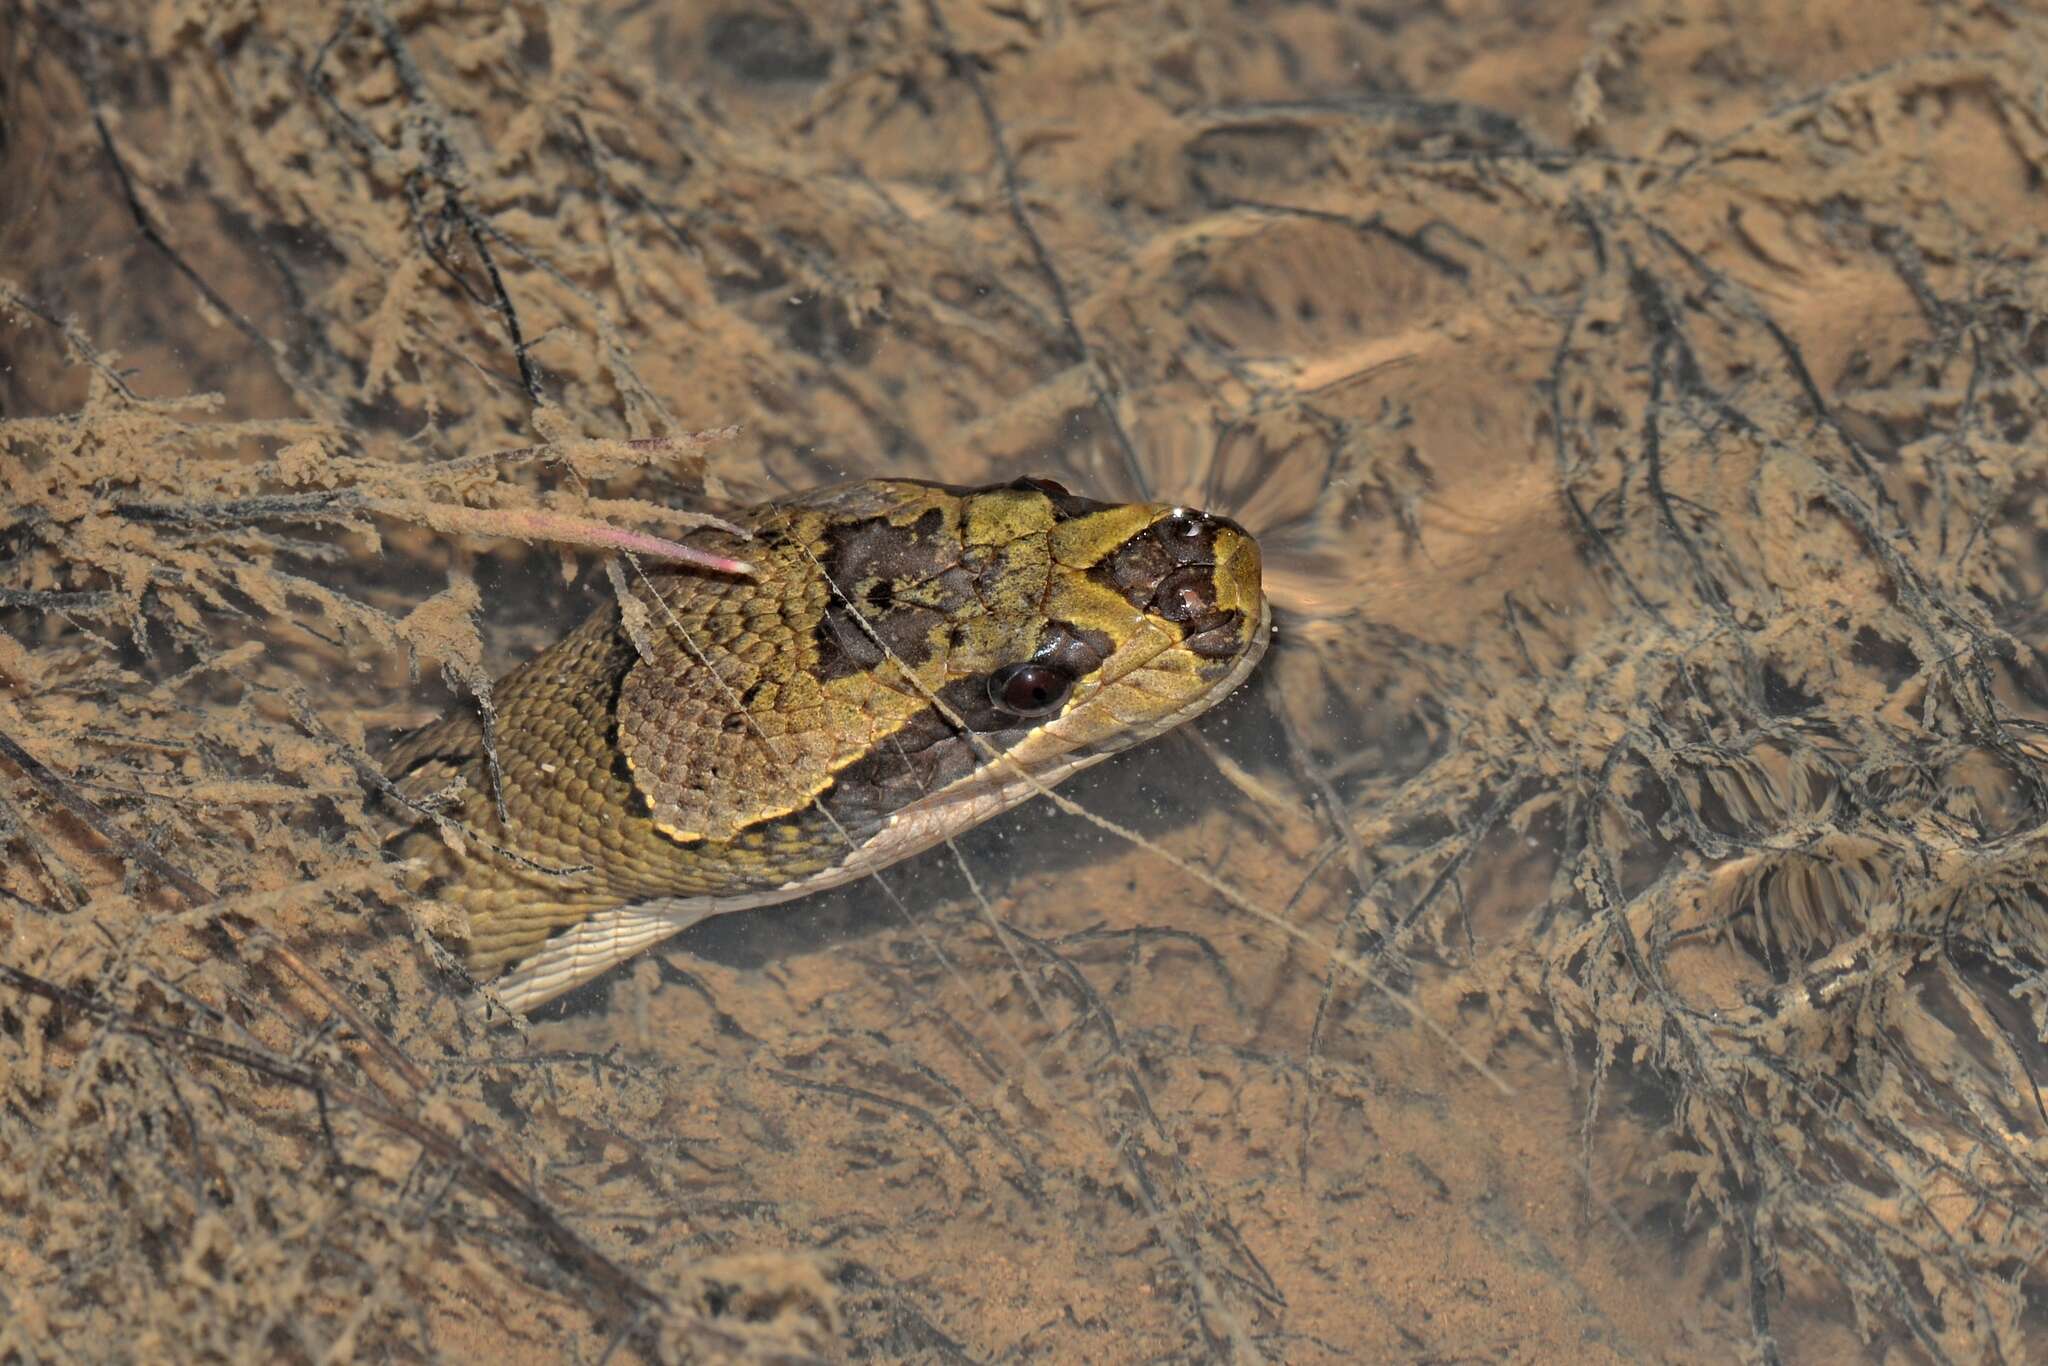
[384,477,1268,1010]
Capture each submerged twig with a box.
[114,485,754,575]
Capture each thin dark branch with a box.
[91,110,271,353]
[919,0,1149,499]
[361,0,545,404]
[0,586,123,613]
[0,727,217,904]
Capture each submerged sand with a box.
[7,1,2048,1360]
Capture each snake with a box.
[382,476,1269,1011]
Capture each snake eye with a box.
[989,662,1073,718]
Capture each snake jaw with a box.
[383,477,1271,1010]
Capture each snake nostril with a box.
[1155,510,1219,566]
[1152,566,1215,624]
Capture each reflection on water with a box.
[5,1,2048,1360]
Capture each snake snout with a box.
[1136,509,1264,664]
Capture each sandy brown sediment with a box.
[7,1,2048,1360]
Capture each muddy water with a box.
[6,1,2048,1361]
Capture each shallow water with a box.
[7,2,2048,1361]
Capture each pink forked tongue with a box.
[370,500,755,576]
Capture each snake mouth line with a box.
[1100,596,1273,752]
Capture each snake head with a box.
[608,475,1269,848]
[974,478,1270,767]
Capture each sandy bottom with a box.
[7,1,2048,1360]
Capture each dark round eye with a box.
[1160,510,1206,539]
[989,662,1073,718]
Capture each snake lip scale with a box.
[382,476,1270,1011]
